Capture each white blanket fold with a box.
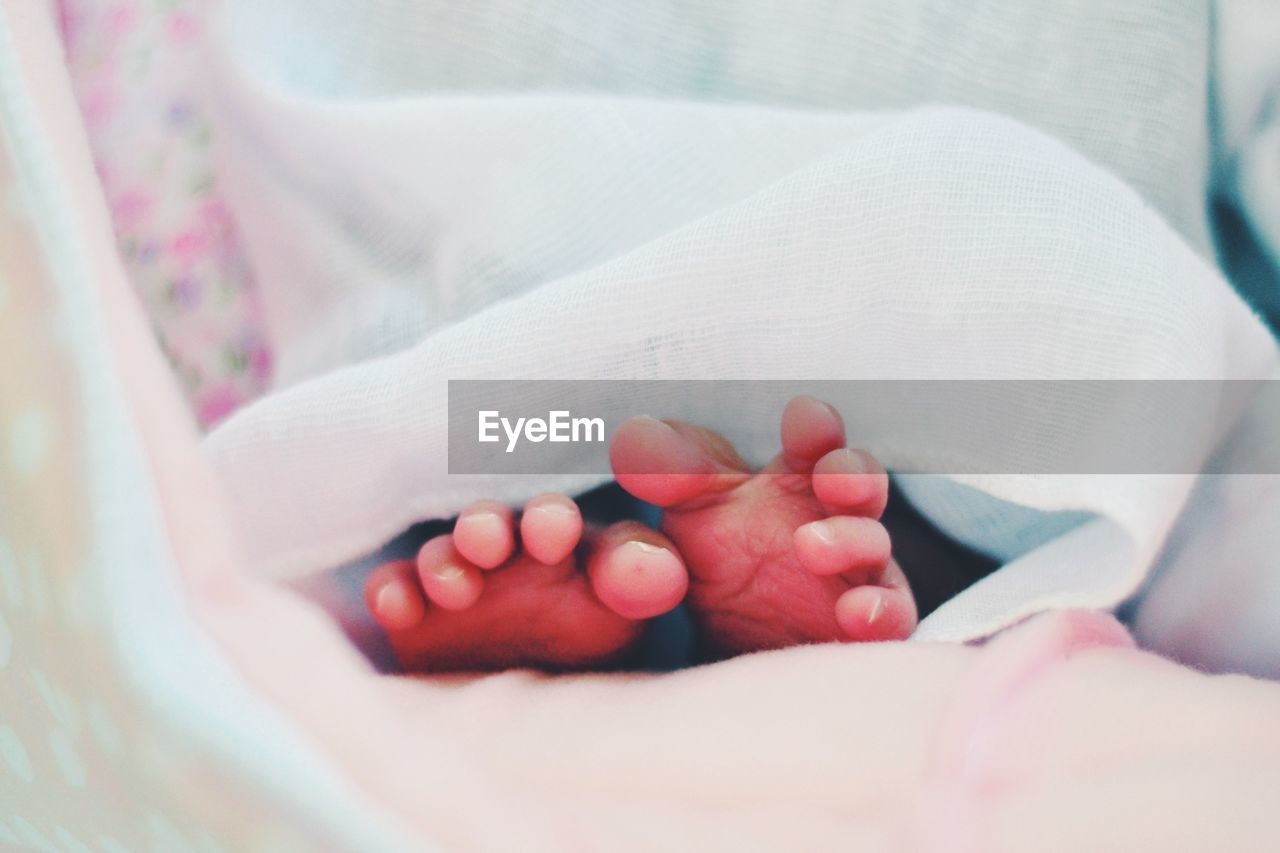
[203,0,1280,648]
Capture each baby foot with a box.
[365,494,689,672]
[611,396,917,657]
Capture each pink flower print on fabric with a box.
[57,0,272,428]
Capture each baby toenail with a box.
[375,584,403,614]
[531,503,577,518]
[433,564,465,581]
[807,520,836,544]
[867,593,885,625]
[840,449,867,472]
[459,511,500,527]
[633,415,674,432]
[626,541,672,557]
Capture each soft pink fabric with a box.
[0,3,375,848]
[204,608,1272,852]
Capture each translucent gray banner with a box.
[447,380,1280,475]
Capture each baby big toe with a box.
[416,535,485,610]
[453,500,516,569]
[587,521,689,620]
[610,415,747,508]
[779,395,847,471]
[365,559,427,631]
[794,516,892,577]
[520,493,583,565]
[812,448,889,518]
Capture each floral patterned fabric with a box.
[57,0,270,428]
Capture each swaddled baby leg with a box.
[365,493,688,672]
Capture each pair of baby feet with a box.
[365,396,917,672]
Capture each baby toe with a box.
[794,516,892,577]
[587,521,689,620]
[812,448,890,518]
[835,584,916,642]
[610,416,748,508]
[417,535,485,610]
[365,559,427,631]
[453,500,516,569]
[520,493,583,565]
[779,395,847,471]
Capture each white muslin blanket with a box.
[201,1,1280,657]
[12,3,1280,849]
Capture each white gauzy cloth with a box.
[201,0,1280,648]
